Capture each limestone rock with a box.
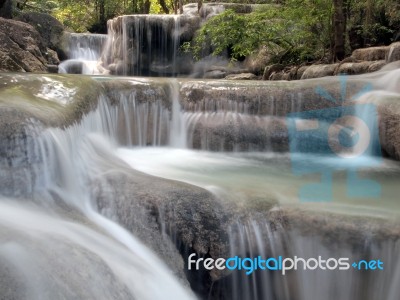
[368,60,386,72]
[15,12,64,54]
[301,64,338,79]
[204,70,226,79]
[387,42,400,63]
[224,73,257,80]
[352,46,389,61]
[335,61,376,75]
[243,46,271,75]
[45,48,60,65]
[0,18,49,72]
[296,65,309,80]
[262,64,284,80]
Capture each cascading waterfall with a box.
[59,33,108,74]
[64,33,108,60]
[100,14,197,76]
[207,219,400,300]
[3,65,400,300]
[0,82,197,299]
[114,69,400,299]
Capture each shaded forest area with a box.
[185,0,400,65]
[0,0,200,32]
[1,0,399,65]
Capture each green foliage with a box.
[186,0,399,65]
[348,0,400,46]
[21,0,182,32]
[53,1,95,32]
[187,1,333,65]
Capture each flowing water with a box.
[59,33,107,74]
[1,70,400,299]
[101,14,195,76]
[3,7,400,299]
[0,86,196,299]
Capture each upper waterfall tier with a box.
[59,33,108,74]
[100,14,201,76]
[74,3,259,76]
[63,33,108,61]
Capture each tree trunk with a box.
[142,0,150,14]
[333,0,346,61]
[179,0,183,14]
[99,0,105,23]
[158,0,169,14]
[0,0,12,19]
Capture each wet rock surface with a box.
[1,73,400,299]
[225,73,257,80]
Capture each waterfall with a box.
[2,67,400,299]
[64,33,108,61]
[59,33,107,75]
[100,14,199,76]
[169,80,187,148]
[0,84,196,299]
[207,218,400,300]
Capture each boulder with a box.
[301,64,338,79]
[224,73,257,80]
[269,71,285,81]
[335,61,376,75]
[0,17,62,72]
[352,46,389,61]
[243,46,271,75]
[371,94,400,160]
[204,70,226,79]
[387,42,400,63]
[296,65,309,80]
[0,18,48,72]
[15,12,64,54]
[45,48,60,65]
[368,60,386,72]
[262,64,284,80]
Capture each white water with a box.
[3,67,400,299]
[0,88,195,299]
[102,15,188,76]
[59,33,107,75]
[0,200,192,300]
